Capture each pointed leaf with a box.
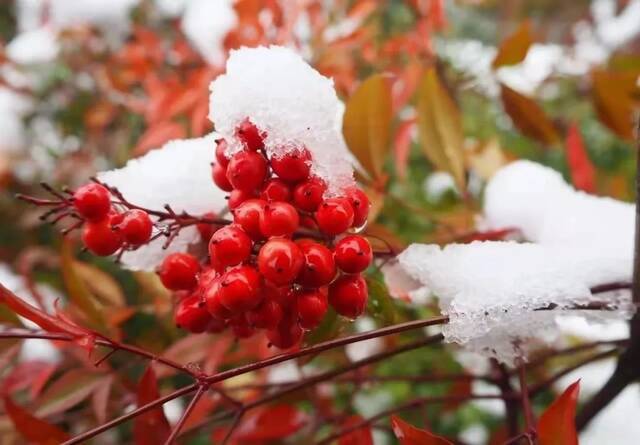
[235,405,308,440]
[133,121,187,157]
[416,68,466,190]
[133,365,171,445]
[72,261,125,307]
[339,415,374,445]
[4,396,69,444]
[91,375,114,424]
[500,84,560,145]
[537,380,580,445]
[36,370,104,417]
[591,69,640,141]
[493,21,534,68]
[565,123,595,193]
[394,118,416,180]
[343,74,393,180]
[391,415,453,444]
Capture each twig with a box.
[164,384,208,445]
[517,362,536,444]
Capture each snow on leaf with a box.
[6,27,59,65]
[396,242,632,364]
[4,396,70,444]
[181,0,237,66]
[97,134,228,271]
[391,415,453,444]
[133,365,171,445]
[537,380,580,445]
[209,45,355,195]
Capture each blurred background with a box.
[0,0,639,444]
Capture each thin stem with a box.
[494,361,519,438]
[517,363,536,443]
[164,385,207,445]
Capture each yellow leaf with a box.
[343,74,393,180]
[500,84,560,146]
[493,21,534,69]
[467,138,508,180]
[416,68,466,190]
[72,261,125,307]
[592,69,640,142]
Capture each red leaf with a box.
[133,121,186,157]
[565,123,596,193]
[338,415,374,445]
[4,396,69,444]
[235,405,308,441]
[537,380,580,445]
[391,415,453,445]
[92,375,114,424]
[1,361,57,398]
[133,365,171,445]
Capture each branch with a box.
[164,384,207,445]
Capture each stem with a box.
[494,362,520,438]
[517,363,536,443]
[164,385,207,445]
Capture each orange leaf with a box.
[134,121,186,157]
[500,84,560,146]
[391,415,453,444]
[537,380,580,445]
[338,415,374,445]
[493,21,534,68]
[133,365,171,445]
[591,69,640,141]
[394,118,416,181]
[4,396,69,444]
[565,123,595,193]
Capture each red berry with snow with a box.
[297,291,328,330]
[296,239,336,287]
[233,199,266,240]
[259,201,300,237]
[315,198,354,236]
[159,253,200,291]
[257,238,304,285]
[212,163,233,192]
[208,225,252,268]
[175,295,213,333]
[226,150,268,192]
[73,183,111,221]
[116,209,153,246]
[215,138,230,167]
[334,235,372,273]
[346,187,370,228]
[217,265,263,313]
[235,119,264,151]
[82,218,123,256]
[292,177,326,212]
[247,298,283,330]
[329,274,368,319]
[261,179,291,202]
[270,148,311,183]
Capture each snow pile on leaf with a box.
[209,45,355,195]
[0,88,32,153]
[181,0,237,66]
[484,160,634,257]
[5,27,59,65]
[98,134,227,271]
[398,242,632,364]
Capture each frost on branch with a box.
[97,134,227,271]
[209,46,355,195]
[484,160,634,257]
[398,242,632,364]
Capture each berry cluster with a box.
[164,119,373,348]
[73,183,153,256]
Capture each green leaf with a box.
[343,74,393,180]
[416,68,466,190]
[366,277,397,325]
[304,308,345,346]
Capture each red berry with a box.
[204,279,233,320]
[159,253,200,291]
[226,150,268,192]
[247,299,283,330]
[74,183,111,221]
[175,295,213,333]
[208,225,252,268]
[215,138,230,167]
[207,317,227,333]
[228,189,256,210]
[346,187,370,227]
[233,199,266,239]
[218,266,263,313]
[292,177,326,212]
[196,212,219,242]
[261,179,291,202]
[230,315,256,339]
[297,291,328,330]
[260,201,299,237]
[267,312,303,349]
[270,148,311,183]
[267,283,296,307]
[82,218,123,256]
[115,209,153,246]
[315,198,354,236]
[300,216,318,230]
[296,240,336,287]
[329,275,368,319]
[235,119,264,151]
[258,239,304,285]
[212,163,233,192]
[334,235,372,274]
